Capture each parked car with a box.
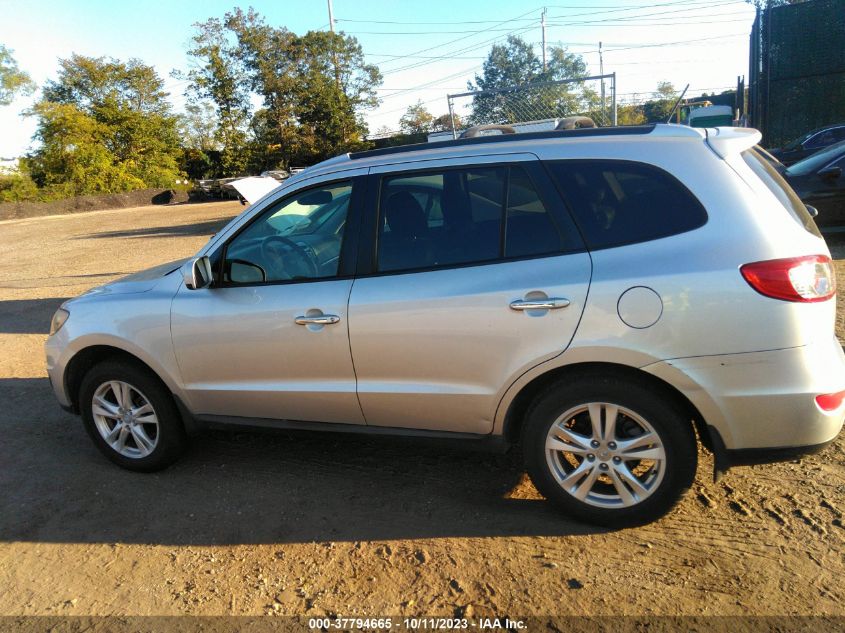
[217,177,241,200]
[260,169,290,182]
[45,124,844,527]
[769,123,845,166]
[782,140,845,230]
[196,179,216,197]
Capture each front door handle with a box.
[509,298,570,311]
[295,314,341,325]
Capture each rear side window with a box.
[376,164,579,273]
[545,160,708,249]
[743,149,821,238]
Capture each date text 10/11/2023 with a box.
[307,617,528,630]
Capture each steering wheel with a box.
[260,235,319,280]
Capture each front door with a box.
[171,176,366,424]
[348,157,591,434]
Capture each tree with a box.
[431,112,461,132]
[182,8,382,172]
[399,100,435,134]
[467,35,588,125]
[28,54,181,196]
[180,101,219,151]
[179,16,253,175]
[0,45,35,106]
[642,81,679,123]
[222,8,381,168]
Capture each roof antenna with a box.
[666,84,690,124]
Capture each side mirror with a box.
[182,256,213,290]
[819,166,842,182]
[806,204,819,218]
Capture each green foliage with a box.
[642,81,680,123]
[0,168,40,202]
[400,101,435,134]
[467,35,588,125]
[431,113,461,132]
[0,45,35,106]
[26,55,182,198]
[182,8,382,173]
[178,16,252,175]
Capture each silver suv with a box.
[45,124,845,526]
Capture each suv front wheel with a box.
[79,360,187,472]
[522,375,697,527]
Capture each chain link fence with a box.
[441,74,617,139]
[750,0,845,147]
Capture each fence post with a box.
[447,95,457,139]
[611,72,617,126]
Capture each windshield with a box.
[786,140,845,176]
[783,129,817,151]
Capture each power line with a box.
[379,24,538,76]
[372,6,541,67]
[339,0,742,26]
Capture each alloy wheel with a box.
[91,380,159,458]
[544,402,666,508]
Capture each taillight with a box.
[740,255,836,302]
[816,391,845,412]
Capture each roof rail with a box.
[350,124,658,161]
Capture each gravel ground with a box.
[0,202,844,620]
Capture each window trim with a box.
[542,158,709,252]
[213,174,366,289]
[355,160,586,278]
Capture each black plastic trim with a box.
[725,439,835,467]
[349,125,657,161]
[196,413,511,453]
[706,424,836,481]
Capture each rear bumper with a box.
[644,337,845,454]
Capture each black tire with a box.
[522,374,697,527]
[79,359,187,472]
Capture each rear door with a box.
[347,154,592,434]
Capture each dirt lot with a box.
[0,201,844,621]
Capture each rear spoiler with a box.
[705,127,762,159]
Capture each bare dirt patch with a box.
[0,204,843,619]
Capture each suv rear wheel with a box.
[79,360,186,472]
[522,376,697,527]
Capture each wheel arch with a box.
[65,345,173,414]
[499,361,715,454]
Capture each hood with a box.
[232,176,282,204]
[82,258,188,297]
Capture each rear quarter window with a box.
[742,149,821,238]
[544,160,708,249]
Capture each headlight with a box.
[49,308,69,335]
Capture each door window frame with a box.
[210,174,367,288]
[355,158,586,277]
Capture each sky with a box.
[0,0,757,159]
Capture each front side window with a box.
[376,165,576,273]
[545,160,708,249]
[224,181,352,284]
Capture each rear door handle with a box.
[295,315,341,325]
[509,298,570,311]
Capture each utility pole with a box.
[599,41,605,122]
[327,0,343,140]
[541,9,547,71]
